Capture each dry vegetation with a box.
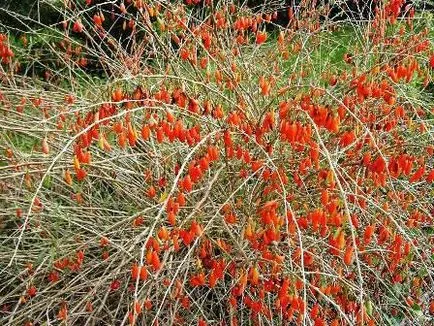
[1,0,434,325]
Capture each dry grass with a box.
[1,1,434,325]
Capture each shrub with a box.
[1,1,434,325]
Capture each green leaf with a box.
[43,175,52,189]
[365,300,373,316]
